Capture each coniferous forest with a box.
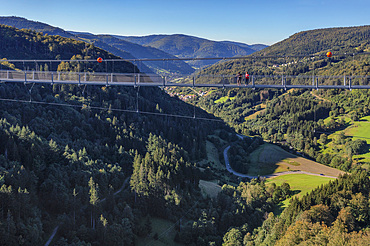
[0,23,370,246]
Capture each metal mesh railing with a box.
[1,70,370,89]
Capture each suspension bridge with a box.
[0,53,369,89]
[1,69,370,89]
[0,54,368,122]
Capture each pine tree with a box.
[72,188,78,226]
[88,177,99,229]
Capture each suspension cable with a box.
[0,97,223,122]
[2,52,369,64]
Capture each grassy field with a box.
[267,173,335,198]
[247,143,344,177]
[267,173,335,210]
[199,180,222,198]
[214,96,235,104]
[244,103,266,121]
[348,116,370,141]
[136,217,183,246]
[206,140,224,168]
[322,115,370,165]
[198,139,225,169]
[244,109,266,120]
[345,115,370,163]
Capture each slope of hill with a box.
[0,24,132,70]
[0,16,76,39]
[0,24,222,245]
[259,25,370,56]
[0,16,194,75]
[197,25,370,78]
[182,25,370,175]
[116,34,267,68]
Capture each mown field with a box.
[199,180,222,198]
[267,173,336,211]
[248,143,344,177]
[214,96,235,104]
[267,173,335,198]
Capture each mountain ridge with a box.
[0,16,194,74]
[115,33,268,68]
[0,16,267,73]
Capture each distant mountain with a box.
[0,16,268,72]
[116,35,169,46]
[72,32,195,75]
[70,31,136,59]
[115,34,268,68]
[220,41,268,52]
[0,16,194,75]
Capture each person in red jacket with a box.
[245,72,250,85]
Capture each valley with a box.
[0,18,370,246]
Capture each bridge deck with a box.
[1,70,370,89]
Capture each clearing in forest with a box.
[248,143,345,177]
[267,173,335,211]
[267,173,335,198]
[244,103,266,121]
[136,217,182,246]
[345,115,370,164]
[198,139,225,170]
[199,180,222,198]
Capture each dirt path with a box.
[310,91,330,102]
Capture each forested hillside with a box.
[0,16,76,39]
[0,24,224,245]
[184,25,370,173]
[168,26,370,244]
[0,16,194,75]
[238,172,370,245]
[0,23,310,246]
[197,25,370,76]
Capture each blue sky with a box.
[0,0,369,45]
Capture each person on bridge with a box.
[236,72,242,86]
[245,72,250,85]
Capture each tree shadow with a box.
[273,190,301,215]
[291,189,301,196]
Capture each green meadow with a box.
[346,115,370,163]
[323,115,370,165]
[214,96,235,104]
[267,173,336,210]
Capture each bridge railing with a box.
[1,70,370,89]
